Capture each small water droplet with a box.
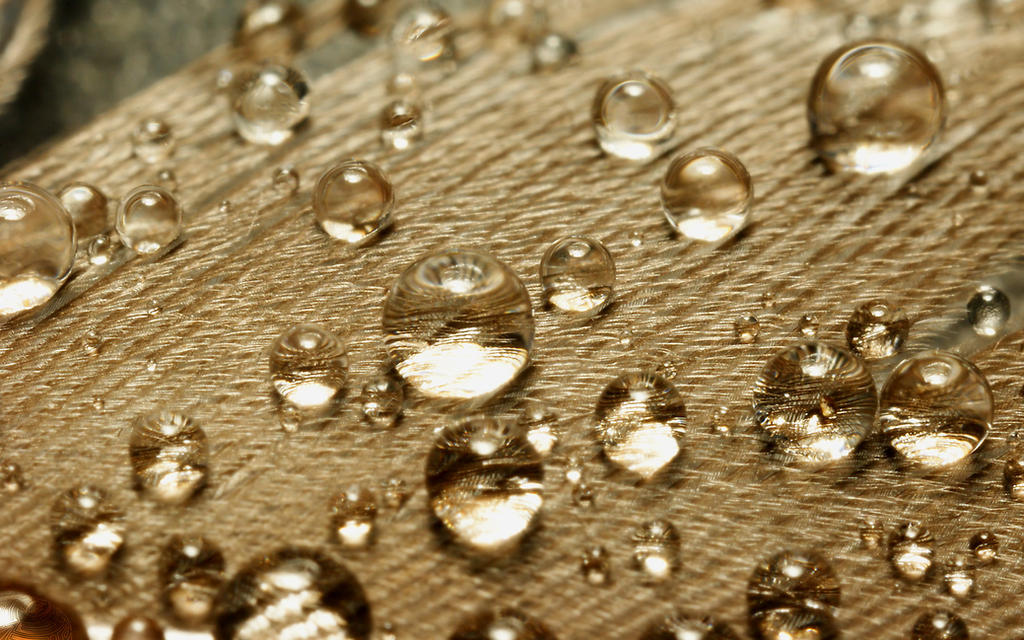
[888,521,935,581]
[58,182,109,238]
[485,0,546,44]
[426,416,543,552]
[594,371,686,479]
[83,330,103,354]
[808,39,945,174]
[155,169,178,192]
[0,583,87,640]
[129,411,209,504]
[968,169,988,190]
[112,615,164,640]
[380,477,409,511]
[942,554,975,600]
[571,481,595,508]
[330,487,378,549]
[87,233,117,265]
[639,613,739,640]
[383,249,534,400]
[629,230,644,247]
[858,518,885,550]
[389,1,456,83]
[518,400,558,457]
[749,606,838,640]
[132,119,175,164]
[531,31,577,72]
[116,185,183,255]
[450,608,555,640]
[579,545,611,586]
[796,314,819,337]
[879,351,991,467]
[747,550,840,640]
[540,236,615,315]
[911,610,968,640]
[632,520,680,583]
[966,285,1009,337]
[376,621,399,640]
[845,300,909,359]
[230,64,310,145]
[753,342,877,463]
[968,531,997,564]
[1005,446,1024,500]
[735,316,760,344]
[592,71,676,162]
[51,486,125,577]
[661,148,752,243]
[0,182,75,318]
[313,161,395,245]
[218,200,233,213]
[380,99,424,151]
[761,291,777,309]
[564,455,584,485]
[272,166,300,196]
[269,323,348,413]
[345,0,396,35]
[360,375,404,428]
[0,461,25,494]
[235,0,306,59]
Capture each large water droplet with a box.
[0,583,87,640]
[231,63,310,145]
[380,100,424,151]
[235,0,306,59]
[530,31,577,72]
[594,371,686,479]
[911,610,968,640]
[132,119,175,164]
[808,39,945,174]
[747,550,840,640]
[968,531,997,564]
[579,545,611,585]
[58,182,109,238]
[753,342,877,463]
[639,613,739,640]
[845,300,909,359]
[879,351,991,467]
[359,375,404,428]
[129,411,208,504]
[539,236,615,315]
[112,615,164,640]
[966,285,1009,337]
[592,71,676,162]
[313,161,395,244]
[51,486,125,577]
[942,554,975,600]
[269,323,348,412]
[214,548,371,640]
[631,520,680,582]
[331,487,378,549]
[382,249,534,400]
[888,521,934,581]
[161,535,225,625]
[425,416,543,553]
[389,1,456,82]
[661,148,752,243]
[0,182,75,318]
[115,185,183,255]
[449,608,555,640]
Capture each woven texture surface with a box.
[2,0,1024,637]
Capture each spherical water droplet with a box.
[380,99,424,151]
[858,518,885,550]
[1005,446,1024,500]
[426,416,543,553]
[269,324,348,411]
[87,233,117,265]
[579,545,610,585]
[592,71,676,162]
[0,583,87,640]
[214,548,371,640]
[631,520,680,583]
[966,285,1009,337]
[519,401,559,457]
[359,375,404,428]
[380,477,409,511]
[272,166,300,196]
[735,316,760,344]
[968,531,997,564]
[967,169,988,190]
[389,2,456,82]
[0,182,75,318]
[845,300,909,359]
[530,31,577,72]
[219,200,233,213]
[313,161,395,245]
[661,148,752,243]
[331,487,378,549]
[571,481,595,508]
[235,0,306,59]
[639,613,739,640]
[155,169,178,192]
[51,486,125,577]
[748,550,840,615]
[58,182,108,238]
[911,610,968,640]
[879,351,991,467]
[564,455,585,485]
[344,0,396,36]
[888,521,935,581]
[0,461,25,494]
[594,371,686,480]
[539,236,615,315]
[942,554,975,600]
[383,249,534,400]
[116,185,183,255]
[629,230,644,247]
[808,39,945,174]
[112,615,164,640]
[796,315,819,337]
[753,342,877,463]
[129,411,209,504]
[231,64,310,146]
[132,119,175,164]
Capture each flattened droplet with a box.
[162,536,225,625]
[0,583,88,640]
[129,412,209,504]
[539,236,615,315]
[51,486,126,577]
[449,608,556,640]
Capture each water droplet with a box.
[0,460,24,494]
[968,531,997,564]
[51,486,125,577]
[216,68,235,92]
[485,0,545,44]
[661,148,752,243]
[87,233,117,265]
[330,487,378,549]
[845,300,909,359]
[112,615,164,640]
[425,416,543,553]
[639,613,739,640]
[808,39,945,174]
[564,455,584,485]
[571,481,595,508]
[235,0,306,59]
[761,291,777,309]
[579,545,611,586]
[942,554,975,600]
[214,548,371,640]
[129,411,209,504]
[632,520,680,582]
[888,521,934,581]
[966,285,1009,337]
[540,236,615,315]
[748,550,840,615]
[359,375,404,428]
[344,0,396,36]
[735,316,760,344]
[115,185,183,255]
[383,249,534,400]
[629,230,644,247]
[753,342,877,463]
[269,324,348,412]
[1006,446,1024,500]
[911,610,968,640]
[313,161,395,244]
[968,169,988,190]
[389,1,456,83]
[380,99,424,151]
[0,182,75,318]
[272,166,300,197]
[58,182,109,238]
[858,518,885,550]
[796,314,819,337]
[380,477,409,510]
[83,330,103,355]
[376,621,399,640]
[879,351,991,467]
[132,119,175,164]
[592,71,676,162]
[531,32,577,73]
[518,401,558,457]
[219,200,233,213]
[749,606,838,640]
[155,169,178,192]
[230,63,310,146]
[0,583,87,640]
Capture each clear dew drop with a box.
[968,531,998,564]
[518,400,559,457]
[450,608,556,640]
[0,583,88,640]
[639,612,740,640]
[269,323,348,413]
[661,148,753,243]
[858,518,885,550]
[58,182,108,238]
[132,119,175,164]
[112,615,165,640]
[629,230,644,247]
[808,39,945,174]
[888,521,935,581]
[230,63,310,146]
[161,535,226,625]
[735,316,760,344]
[752,342,878,463]
[746,550,840,640]
[911,610,969,640]
[359,375,404,428]
[1006,446,1024,500]
[51,486,125,577]
[571,481,595,508]
[235,0,307,59]
[129,411,209,504]
[594,371,686,480]
[382,249,534,401]
[967,169,988,191]
[389,1,456,83]
[540,236,615,315]
[330,487,378,550]
[0,461,25,494]
[592,70,676,162]
[631,520,680,583]
[530,31,578,73]
[380,477,409,511]
[942,554,975,600]
[879,351,991,467]
[966,285,1009,337]
[87,232,117,265]
[579,545,611,586]
[0,182,76,318]
[219,200,233,213]
[845,300,909,359]
[380,99,424,151]
[214,548,371,640]
[796,314,819,337]
[272,166,300,196]
[155,169,178,192]
[115,185,183,255]
[425,416,544,553]
[313,161,395,245]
